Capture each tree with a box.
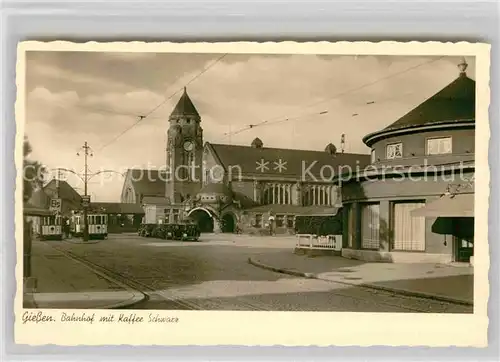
[23,136,46,202]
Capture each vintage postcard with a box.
[15,41,490,347]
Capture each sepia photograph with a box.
[15,41,490,346]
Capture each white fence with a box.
[296,234,342,251]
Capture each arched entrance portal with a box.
[221,213,236,233]
[188,208,214,233]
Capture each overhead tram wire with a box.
[97,53,228,153]
[220,110,330,141]
[222,56,445,139]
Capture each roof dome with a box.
[325,143,337,155]
[363,61,475,147]
[251,137,263,148]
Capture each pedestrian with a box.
[64,217,70,238]
[268,214,275,236]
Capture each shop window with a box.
[275,215,284,227]
[287,215,295,228]
[386,142,403,159]
[427,137,452,155]
[361,203,380,250]
[392,202,426,251]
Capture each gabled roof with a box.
[125,169,165,197]
[206,143,370,180]
[198,182,232,196]
[43,179,82,202]
[170,87,200,118]
[363,72,475,147]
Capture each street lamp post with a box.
[55,152,126,242]
[83,142,90,241]
[77,141,92,242]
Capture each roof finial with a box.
[458,57,468,75]
[183,86,187,93]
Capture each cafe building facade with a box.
[339,59,475,264]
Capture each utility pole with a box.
[56,168,61,199]
[77,141,92,241]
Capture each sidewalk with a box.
[249,252,473,305]
[24,241,144,309]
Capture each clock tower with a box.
[165,87,204,204]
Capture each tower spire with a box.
[169,86,200,118]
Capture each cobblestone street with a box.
[30,233,472,313]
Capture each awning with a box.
[411,193,474,218]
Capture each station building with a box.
[120,88,370,234]
[339,59,475,263]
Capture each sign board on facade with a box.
[81,195,91,207]
[49,198,62,213]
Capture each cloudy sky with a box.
[24,51,475,201]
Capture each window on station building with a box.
[371,149,376,163]
[427,137,452,155]
[386,142,403,159]
[302,185,332,206]
[275,215,285,227]
[172,209,179,223]
[391,201,426,251]
[262,184,291,205]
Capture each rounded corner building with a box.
[340,58,475,264]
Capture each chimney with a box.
[251,137,263,148]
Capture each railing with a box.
[296,234,342,251]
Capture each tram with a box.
[70,212,108,240]
[40,214,63,240]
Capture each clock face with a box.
[183,141,194,151]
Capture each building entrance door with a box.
[189,209,214,233]
[453,217,474,262]
[456,238,474,262]
[221,213,236,233]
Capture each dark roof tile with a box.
[207,143,370,180]
[363,73,475,146]
[43,180,82,202]
[127,169,165,197]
